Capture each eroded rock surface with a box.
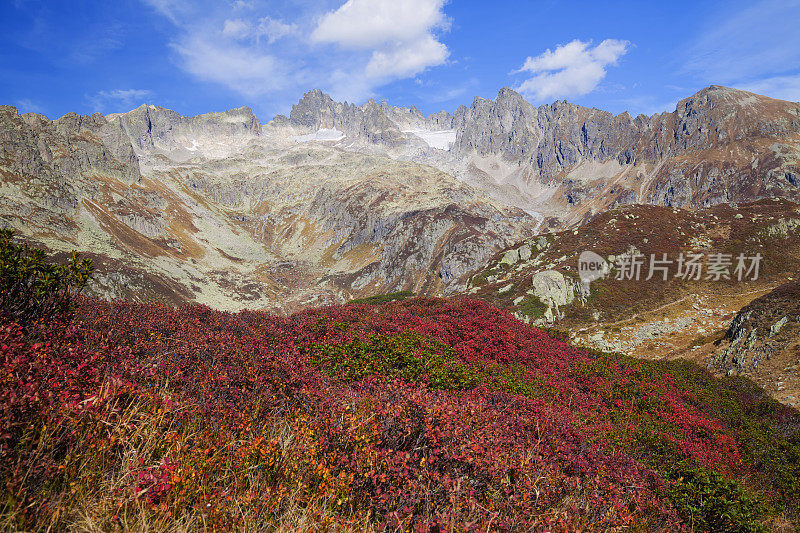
[712,282,800,375]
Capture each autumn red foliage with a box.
[1,296,798,531]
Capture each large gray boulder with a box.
[531,270,575,322]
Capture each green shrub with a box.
[348,291,415,305]
[496,363,558,399]
[311,332,564,400]
[310,331,480,390]
[519,294,547,318]
[470,268,497,286]
[539,327,569,341]
[666,464,768,533]
[0,229,93,329]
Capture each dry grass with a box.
[0,381,376,533]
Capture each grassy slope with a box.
[1,296,798,531]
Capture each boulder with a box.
[531,270,575,321]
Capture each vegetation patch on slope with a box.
[1,236,798,531]
[347,290,415,305]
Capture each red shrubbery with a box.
[1,295,797,531]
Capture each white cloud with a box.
[142,0,189,24]
[312,0,448,49]
[312,0,449,81]
[172,34,287,96]
[221,16,297,43]
[141,1,295,98]
[256,17,296,44]
[14,98,45,114]
[364,34,448,79]
[222,18,251,39]
[89,89,153,112]
[682,0,800,102]
[738,73,800,103]
[513,39,630,101]
[141,0,451,106]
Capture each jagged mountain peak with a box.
[287,89,456,148]
[297,88,333,102]
[496,86,526,102]
[99,102,262,157]
[362,98,380,109]
[109,103,259,124]
[679,85,746,105]
[692,84,754,98]
[470,95,488,106]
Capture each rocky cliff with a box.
[711,281,800,406]
[712,281,800,374]
[288,90,409,147]
[107,104,262,158]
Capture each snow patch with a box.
[524,209,545,226]
[403,129,456,151]
[294,128,345,143]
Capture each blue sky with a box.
[2,0,800,122]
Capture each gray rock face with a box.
[426,110,453,130]
[453,86,800,207]
[108,104,261,154]
[531,270,575,322]
[770,316,789,336]
[288,89,407,146]
[0,107,142,186]
[712,282,800,374]
[0,106,143,235]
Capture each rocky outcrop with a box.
[0,106,141,186]
[712,282,800,375]
[288,90,407,146]
[108,105,261,156]
[530,270,575,322]
[426,110,453,130]
[0,105,144,241]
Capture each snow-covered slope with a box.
[402,129,456,150]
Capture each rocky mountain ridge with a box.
[107,104,261,158]
[280,86,800,225]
